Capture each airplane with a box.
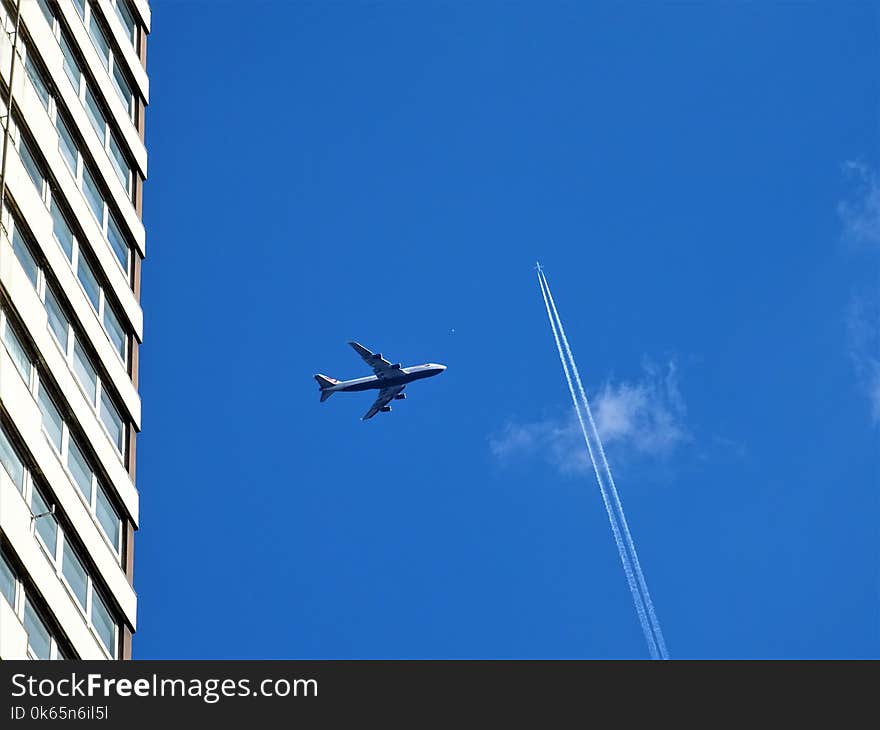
[314,341,447,420]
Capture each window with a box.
[74,232,131,360]
[0,551,15,607]
[23,597,52,660]
[81,167,104,223]
[11,228,38,288]
[72,340,98,401]
[45,289,129,453]
[2,316,32,383]
[24,51,50,110]
[89,14,111,68]
[25,484,117,658]
[67,436,93,501]
[37,387,64,452]
[84,87,106,142]
[36,0,54,25]
[31,487,57,556]
[107,214,129,270]
[61,34,82,94]
[100,390,124,453]
[112,64,133,115]
[104,305,126,361]
[51,201,75,260]
[113,0,137,46]
[77,78,133,199]
[73,0,87,18]
[56,117,79,177]
[108,133,130,189]
[0,423,25,493]
[96,484,120,551]
[77,257,101,311]
[68,74,132,195]
[82,4,135,117]
[45,286,70,351]
[18,136,43,193]
[62,540,89,609]
[91,590,116,656]
[51,193,133,362]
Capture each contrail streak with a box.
[539,267,669,659]
[537,269,660,659]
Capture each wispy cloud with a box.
[489,360,688,475]
[847,294,880,424]
[489,417,590,475]
[839,161,880,424]
[593,360,687,456]
[838,162,880,249]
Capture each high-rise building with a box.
[0,0,148,660]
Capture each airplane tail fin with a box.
[314,374,339,402]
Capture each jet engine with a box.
[394,394,407,400]
[380,406,392,413]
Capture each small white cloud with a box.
[839,162,880,424]
[593,360,688,456]
[838,161,880,248]
[489,418,589,475]
[490,360,688,475]
[847,294,880,424]
[870,373,880,423]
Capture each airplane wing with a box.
[362,385,405,420]
[348,341,400,378]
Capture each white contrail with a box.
[539,266,669,659]
[537,269,660,659]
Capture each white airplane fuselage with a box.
[325,363,446,394]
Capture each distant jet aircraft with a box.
[315,341,447,420]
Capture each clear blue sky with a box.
[134,1,879,659]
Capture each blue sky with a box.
[134,1,879,658]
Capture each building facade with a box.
[0,0,148,660]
